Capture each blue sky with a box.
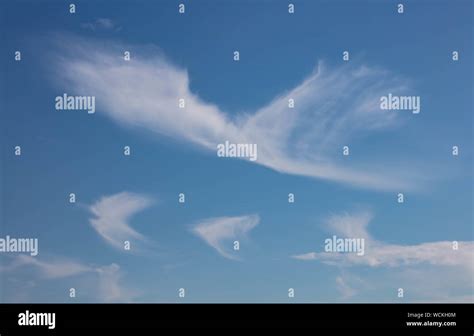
[0,0,473,302]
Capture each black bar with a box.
[0,303,472,333]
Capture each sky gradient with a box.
[0,0,473,303]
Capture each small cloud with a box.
[3,255,137,302]
[95,263,138,302]
[325,210,373,241]
[293,210,474,269]
[81,18,120,31]
[9,254,93,279]
[292,252,317,260]
[89,192,154,251]
[336,276,357,299]
[293,210,474,301]
[192,214,259,260]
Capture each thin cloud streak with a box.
[2,255,137,302]
[8,254,93,279]
[293,211,474,301]
[81,18,120,31]
[292,210,474,270]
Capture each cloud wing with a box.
[89,192,153,251]
[192,214,259,260]
[49,34,423,191]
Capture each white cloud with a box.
[324,210,373,241]
[81,18,120,31]
[393,266,474,303]
[292,252,317,261]
[95,263,138,302]
[192,214,259,260]
[293,211,473,301]
[292,211,474,270]
[89,192,153,251]
[3,255,136,302]
[360,241,473,268]
[335,275,357,299]
[49,34,424,191]
[9,254,93,279]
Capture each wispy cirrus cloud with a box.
[292,210,473,269]
[292,210,474,301]
[2,255,137,302]
[335,275,357,299]
[47,34,426,191]
[192,214,259,260]
[81,18,120,31]
[89,192,154,252]
[6,254,93,279]
[96,263,137,302]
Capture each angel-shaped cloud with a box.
[49,34,424,191]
